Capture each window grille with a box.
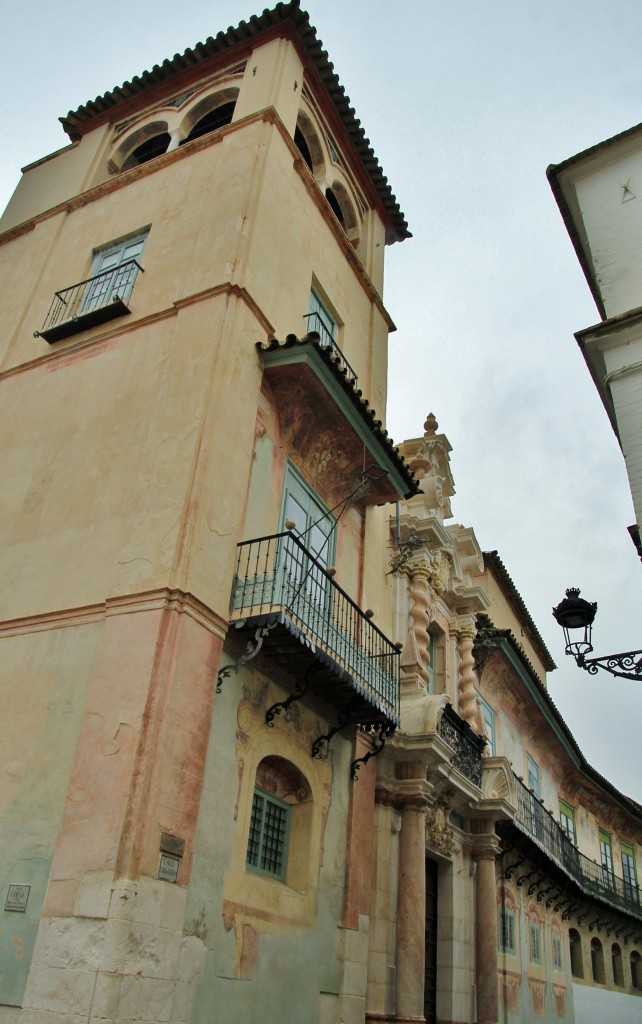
[499,909,516,953]
[246,789,289,880]
[530,922,543,964]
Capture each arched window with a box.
[113,120,171,173]
[324,182,359,244]
[246,756,312,890]
[294,125,314,172]
[179,89,239,147]
[181,101,236,144]
[569,928,583,979]
[631,950,642,990]
[294,112,324,175]
[325,186,345,227]
[612,943,624,986]
[591,937,605,984]
[124,132,171,167]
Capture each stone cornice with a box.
[0,281,272,384]
[0,588,229,639]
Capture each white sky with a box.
[2,0,641,800]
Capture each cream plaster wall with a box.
[184,656,354,1024]
[0,128,108,234]
[474,570,548,684]
[0,623,101,1008]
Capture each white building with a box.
[548,125,642,551]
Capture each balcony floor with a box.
[230,611,399,728]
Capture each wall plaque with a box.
[5,885,30,912]
[158,854,180,883]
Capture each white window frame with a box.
[82,232,148,313]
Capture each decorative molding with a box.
[426,798,453,855]
[0,588,229,639]
[2,281,274,384]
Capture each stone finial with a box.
[424,412,438,437]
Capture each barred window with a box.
[499,908,516,953]
[246,789,290,880]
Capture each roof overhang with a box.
[59,1,409,243]
[258,336,418,504]
[547,121,642,321]
[574,305,642,443]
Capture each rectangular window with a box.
[599,829,614,889]
[527,755,544,840]
[499,908,516,954]
[427,633,436,694]
[246,789,290,880]
[527,754,540,796]
[621,843,639,902]
[552,934,563,970]
[530,922,543,964]
[82,232,148,313]
[307,287,337,348]
[478,694,495,755]
[559,800,576,845]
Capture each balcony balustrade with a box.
[229,531,400,728]
[510,773,642,919]
[437,703,485,787]
[35,259,144,343]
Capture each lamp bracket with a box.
[577,649,642,682]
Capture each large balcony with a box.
[35,259,144,343]
[502,773,642,921]
[228,531,400,728]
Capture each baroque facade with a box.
[0,5,641,1024]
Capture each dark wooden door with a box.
[424,858,438,1024]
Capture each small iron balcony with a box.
[229,531,400,728]
[438,703,485,787]
[303,311,358,388]
[509,773,642,919]
[35,259,144,343]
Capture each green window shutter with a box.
[499,908,516,953]
[477,693,495,754]
[308,288,337,345]
[559,800,576,844]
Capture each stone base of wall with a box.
[16,876,204,1024]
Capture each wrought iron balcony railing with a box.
[438,703,485,787]
[35,259,144,343]
[303,311,358,388]
[512,773,642,919]
[229,531,400,726]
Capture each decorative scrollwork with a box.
[505,852,527,880]
[527,874,548,896]
[217,618,278,692]
[265,664,316,726]
[311,703,356,759]
[351,722,395,780]
[580,649,642,681]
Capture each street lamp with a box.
[552,588,642,681]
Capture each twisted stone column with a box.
[408,565,431,688]
[456,618,478,726]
